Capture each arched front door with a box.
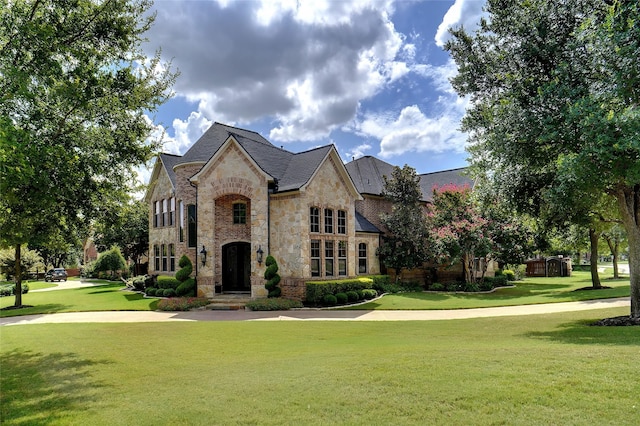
[222,242,251,292]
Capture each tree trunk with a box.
[589,228,602,289]
[605,236,619,279]
[14,244,23,307]
[615,185,640,319]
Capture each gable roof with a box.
[159,153,182,189]
[345,155,474,202]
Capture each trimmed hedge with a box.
[245,298,303,311]
[157,276,180,290]
[305,276,388,304]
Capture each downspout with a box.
[267,179,278,255]
[189,179,198,280]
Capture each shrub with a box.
[163,288,176,297]
[479,280,494,292]
[346,291,359,302]
[361,289,377,299]
[502,269,516,281]
[245,298,303,311]
[175,256,196,297]
[335,292,348,305]
[446,282,461,292]
[463,282,480,292]
[322,294,337,306]
[485,275,509,288]
[263,255,282,298]
[145,287,157,296]
[157,276,180,289]
[305,276,382,305]
[429,283,445,291]
[157,297,210,311]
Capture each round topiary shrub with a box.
[263,255,282,298]
[323,294,337,306]
[362,289,377,299]
[346,291,359,302]
[335,292,348,305]
[163,288,176,297]
[145,287,157,296]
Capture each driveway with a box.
[0,297,629,326]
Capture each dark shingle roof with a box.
[418,168,474,202]
[355,211,381,233]
[176,122,335,192]
[345,156,474,202]
[159,153,182,189]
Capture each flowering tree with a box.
[426,184,494,284]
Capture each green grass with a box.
[0,282,158,317]
[350,271,630,310]
[1,307,637,425]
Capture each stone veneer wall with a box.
[148,166,178,276]
[191,142,269,298]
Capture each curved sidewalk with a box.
[0,297,629,326]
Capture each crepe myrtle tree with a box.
[445,0,640,318]
[0,0,177,307]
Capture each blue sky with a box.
[141,0,487,180]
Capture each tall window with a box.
[233,202,247,224]
[358,243,367,274]
[179,200,184,242]
[187,204,197,248]
[161,244,167,272]
[169,244,175,272]
[162,199,168,227]
[325,241,334,276]
[154,245,160,271]
[310,207,320,233]
[324,209,333,234]
[338,241,347,276]
[337,210,346,234]
[311,240,320,277]
[169,198,175,226]
[154,201,161,228]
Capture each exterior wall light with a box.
[200,245,207,267]
[256,245,264,265]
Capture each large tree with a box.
[377,165,430,281]
[0,0,176,307]
[94,200,149,276]
[445,0,640,318]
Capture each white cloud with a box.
[435,0,487,48]
[344,143,373,162]
[146,0,407,143]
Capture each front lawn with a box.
[0,307,637,425]
[0,282,158,317]
[350,271,630,310]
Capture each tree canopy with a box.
[0,0,176,306]
[445,0,640,318]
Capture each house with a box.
[145,123,473,299]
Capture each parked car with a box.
[45,268,67,282]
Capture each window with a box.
[154,245,160,271]
[310,207,320,233]
[179,200,184,242]
[311,240,321,277]
[169,244,175,272]
[325,241,334,276]
[338,241,347,276]
[154,201,161,228]
[324,209,333,234]
[169,198,175,226]
[233,202,247,224]
[337,210,346,234]
[358,243,367,274]
[187,204,197,248]
[162,199,168,227]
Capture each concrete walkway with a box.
[1,297,629,326]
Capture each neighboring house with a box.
[145,123,473,299]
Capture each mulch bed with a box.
[590,316,640,327]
